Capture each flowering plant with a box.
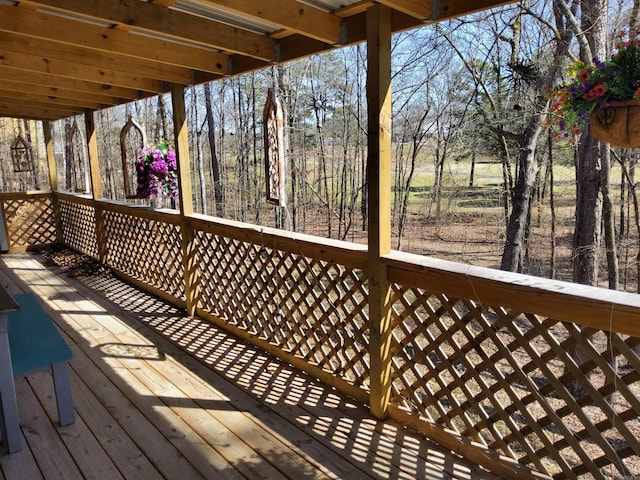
[548,28,640,140]
[135,141,178,199]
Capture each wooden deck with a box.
[0,253,498,480]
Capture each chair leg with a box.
[0,332,21,453]
[51,362,74,426]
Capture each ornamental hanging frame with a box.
[69,119,89,193]
[119,116,147,199]
[10,132,33,173]
[263,87,286,207]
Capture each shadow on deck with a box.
[0,253,497,480]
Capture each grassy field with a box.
[393,156,638,292]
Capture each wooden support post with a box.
[43,121,58,192]
[85,111,101,199]
[43,121,62,243]
[367,5,393,420]
[85,110,107,264]
[171,86,199,316]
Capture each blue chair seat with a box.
[9,294,72,374]
[1,292,75,453]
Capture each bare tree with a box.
[500,2,572,272]
[204,82,224,217]
[396,105,430,250]
[310,66,332,236]
[191,86,208,214]
[570,0,609,287]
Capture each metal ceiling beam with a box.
[196,0,342,45]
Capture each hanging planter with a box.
[135,142,178,200]
[547,27,640,146]
[590,100,640,148]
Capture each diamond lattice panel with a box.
[389,284,640,479]
[104,210,184,300]
[59,199,98,258]
[2,196,56,250]
[194,229,370,388]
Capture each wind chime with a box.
[10,130,33,173]
[119,116,147,199]
[263,88,286,207]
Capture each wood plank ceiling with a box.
[0,0,514,121]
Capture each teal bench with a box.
[3,293,74,452]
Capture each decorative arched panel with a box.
[120,117,147,199]
[69,120,88,193]
[263,88,286,207]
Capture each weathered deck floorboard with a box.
[0,253,497,480]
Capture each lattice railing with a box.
[7,192,640,479]
[57,193,98,259]
[386,252,640,480]
[103,204,184,302]
[190,216,370,393]
[0,192,56,252]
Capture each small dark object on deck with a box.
[32,243,111,278]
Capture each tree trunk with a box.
[617,156,639,292]
[568,0,607,396]
[393,132,407,224]
[601,147,618,290]
[434,148,446,221]
[233,79,248,222]
[620,154,627,238]
[469,150,476,187]
[251,73,262,223]
[500,117,544,272]
[574,134,603,283]
[279,65,296,231]
[0,121,9,191]
[548,134,556,279]
[192,87,207,215]
[311,80,331,237]
[397,137,418,251]
[22,120,39,190]
[500,138,512,228]
[156,95,169,142]
[573,0,607,286]
[631,0,640,29]
[204,82,224,217]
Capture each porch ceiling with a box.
[0,0,514,122]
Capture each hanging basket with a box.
[590,100,640,148]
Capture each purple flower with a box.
[578,81,593,93]
[593,57,606,70]
[135,141,178,200]
[166,150,177,170]
[150,159,168,173]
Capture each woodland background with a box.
[1,0,640,292]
